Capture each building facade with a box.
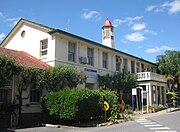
[0,18,167,124]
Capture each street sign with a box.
[103,101,109,111]
[132,88,137,95]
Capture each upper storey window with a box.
[116,56,122,72]
[102,52,108,69]
[68,42,76,62]
[131,61,135,73]
[87,48,94,66]
[123,58,128,72]
[40,39,48,56]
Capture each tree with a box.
[0,54,41,126]
[16,67,40,125]
[166,92,179,101]
[0,55,20,87]
[166,91,179,106]
[98,71,137,103]
[38,65,87,92]
[156,50,180,100]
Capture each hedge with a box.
[42,87,118,121]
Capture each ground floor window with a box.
[0,89,8,102]
[30,89,41,103]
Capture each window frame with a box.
[116,56,121,72]
[68,42,76,62]
[123,58,128,72]
[102,52,108,69]
[131,60,135,73]
[40,39,48,57]
[87,47,94,66]
[30,89,41,104]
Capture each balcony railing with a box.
[136,72,166,82]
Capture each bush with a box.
[42,87,118,121]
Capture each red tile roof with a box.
[0,47,50,69]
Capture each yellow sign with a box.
[121,100,125,110]
[103,101,109,111]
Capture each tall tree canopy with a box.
[38,65,87,92]
[156,50,180,92]
[98,71,137,102]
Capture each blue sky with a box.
[0,0,180,63]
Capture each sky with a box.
[0,0,180,63]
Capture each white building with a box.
[0,18,167,126]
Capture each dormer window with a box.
[40,39,48,56]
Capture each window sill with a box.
[39,55,47,60]
[30,102,41,106]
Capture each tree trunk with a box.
[18,91,22,126]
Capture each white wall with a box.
[5,24,56,66]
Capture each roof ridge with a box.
[21,18,56,31]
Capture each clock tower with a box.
[102,18,114,48]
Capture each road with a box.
[11,110,180,132]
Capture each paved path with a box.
[4,108,180,132]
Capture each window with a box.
[0,77,12,103]
[136,62,140,73]
[68,42,76,62]
[123,58,128,72]
[87,48,94,66]
[0,89,8,102]
[105,29,110,38]
[30,89,41,103]
[147,66,151,72]
[40,39,48,56]
[116,56,121,71]
[102,52,108,68]
[21,30,25,38]
[141,63,145,72]
[131,61,135,73]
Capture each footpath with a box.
[132,107,180,119]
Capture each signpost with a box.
[103,101,109,122]
[132,88,137,112]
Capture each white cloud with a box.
[125,32,146,42]
[81,9,102,21]
[146,0,180,14]
[131,23,146,31]
[5,17,21,27]
[112,16,143,27]
[145,45,174,53]
[0,12,5,18]
[144,29,157,35]
[0,33,5,41]
[146,5,157,11]
[168,0,180,14]
[138,46,143,49]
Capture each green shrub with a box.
[42,87,118,121]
